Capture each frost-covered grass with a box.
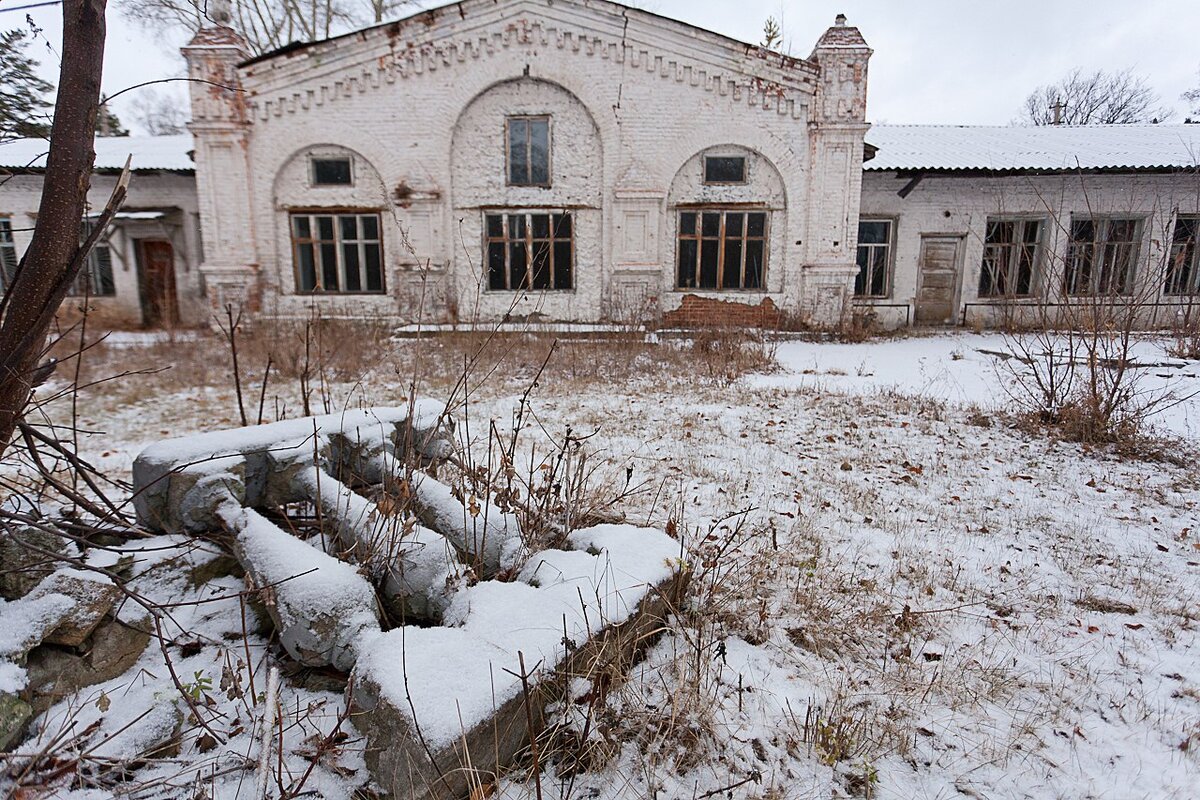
[11,327,1200,799]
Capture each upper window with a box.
[311,157,352,186]
[291,212,384,293]
[676,209,767,291]
[0,218,17,293]
[506,116,550,187]
[1065,217,1140,296]
[703,156,747,184]
[854,220,893,298]
[485,211,573,291]
[979,218,1043,298]
[1167,215,1200,296]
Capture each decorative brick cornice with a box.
[247,17,817,124]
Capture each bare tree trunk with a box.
[0,0,108,457]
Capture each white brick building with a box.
[0,135,205,327]
[6,2,1200,331]
[182,0,872,327]
[857,125,1200,328]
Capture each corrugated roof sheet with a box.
[864,124,1200,172]
[0,134,194,172]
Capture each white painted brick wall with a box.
[860,171,1200,327]
[0,171,204,326]
[186,0,870,326]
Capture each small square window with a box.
[312,157,352,186]
[704,156,747,184]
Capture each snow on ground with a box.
[755,332,1200,441]
[6,330,1199,799]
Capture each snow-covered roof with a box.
[864,124,1200,173]
[0,134,193,172]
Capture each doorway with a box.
[137,239,179,328]
[914,235,964,325]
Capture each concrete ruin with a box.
[129,404,685,798]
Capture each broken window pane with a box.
[1066,217,1138,296]
[980,218,1041,298]
[1167,216,1200,295]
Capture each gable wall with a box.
[200,0,866,325]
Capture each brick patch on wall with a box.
[660,294,781,329]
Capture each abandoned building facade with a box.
[182,0,871,328]
[0,136,205,328]
[3,0,1200,329]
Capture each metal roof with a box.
[864,124,1200,173]
[0,134,194,172]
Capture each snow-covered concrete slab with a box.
[351,525,685,800]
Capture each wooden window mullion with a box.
[740,213,749,288]
[716,213,727,288]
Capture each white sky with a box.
[7,0,1200,134]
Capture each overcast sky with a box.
[8,0,1200,134]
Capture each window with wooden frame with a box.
[67,226,116,297]
[291,212,384,293]
[0,217,17,293]
[1166,215,1200,295]
[506,116,550,187]
[854,219,893,298]
[703,156,747,184]
[485,211,573,291]
[676,209,767,290]
[978,218,1044,298]
[1064,217,1140,296]
[311,156,353,186]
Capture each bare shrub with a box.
[1166,303,1200,360]
[683,327,778,385]
[993,185,1197,447]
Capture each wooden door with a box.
[914,236,963,325]
[138,239,179,328]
